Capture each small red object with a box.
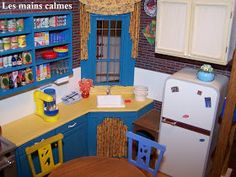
[81,90,89,98]
[182,114,190,119]
[42,51,58,60]
[125,99,132,103]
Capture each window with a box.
[81,14,135,86]
[96,20,121,84]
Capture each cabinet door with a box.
[62,122,88,161]
[55,116,88,162]
[189,0,232,63]
[155,0,191,55]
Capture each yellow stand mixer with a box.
[34,90,59,122]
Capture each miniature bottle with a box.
[16,75,22,87]
[17,54,22,66]
[9,75,14,89]
[11,55,17,67]
[21,73,26,86]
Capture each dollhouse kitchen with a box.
[0,1,236,177]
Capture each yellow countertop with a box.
[2,94,153,147]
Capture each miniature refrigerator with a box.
[159,68,228,177]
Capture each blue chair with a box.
[127,131,166,177]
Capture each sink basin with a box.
[96,95,125,108]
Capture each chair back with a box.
[25,133,64,177]
[126,131,166,177]
[97,118,128,158]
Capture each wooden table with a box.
[49,156,146,177]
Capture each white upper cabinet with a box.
[155,0,236,65]
[156,0,191,55]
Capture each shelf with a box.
[33,26,69,33]
[0,30,31,38]
[0,82,36,97]
[32,11,71,17]
[36,56,70,65]
[0,47,32,56]
[0,71,73,98]
[0,64,33,74]
[35,41,69,50]
[0,14,31,19]
[36,71,73,85]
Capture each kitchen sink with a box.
[96,95,125,108]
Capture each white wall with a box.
[0,67,170,125]
[0,67,81,125]
[134,67,170,101]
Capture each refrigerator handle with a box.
[162,117,177,126]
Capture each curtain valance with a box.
[79,0,141,60]
[79,0,141,15]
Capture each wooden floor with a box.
[141,171,168,177]
[157,172,169,177]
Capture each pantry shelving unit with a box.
[0,11,73,98]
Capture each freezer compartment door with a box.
[162,78,218,130]
[159,122,210,177]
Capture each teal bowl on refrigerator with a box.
[197,71,215,82]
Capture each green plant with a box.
[199,64,214,73]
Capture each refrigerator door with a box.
[162,78,218,131]
[159,122,209,177]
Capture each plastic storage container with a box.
[134,85,148,101]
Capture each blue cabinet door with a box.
[56,115,88,162]
[62,122,88,161]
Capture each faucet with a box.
[106,85,112,95]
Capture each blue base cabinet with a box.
[15,116,88,177]
[55,115,88,162]
[15,102,153,177]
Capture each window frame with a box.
[81,13,135,86]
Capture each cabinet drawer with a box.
[16,130,55,155]
[56,116,87,134]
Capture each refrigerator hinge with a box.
[225,47,228,53]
